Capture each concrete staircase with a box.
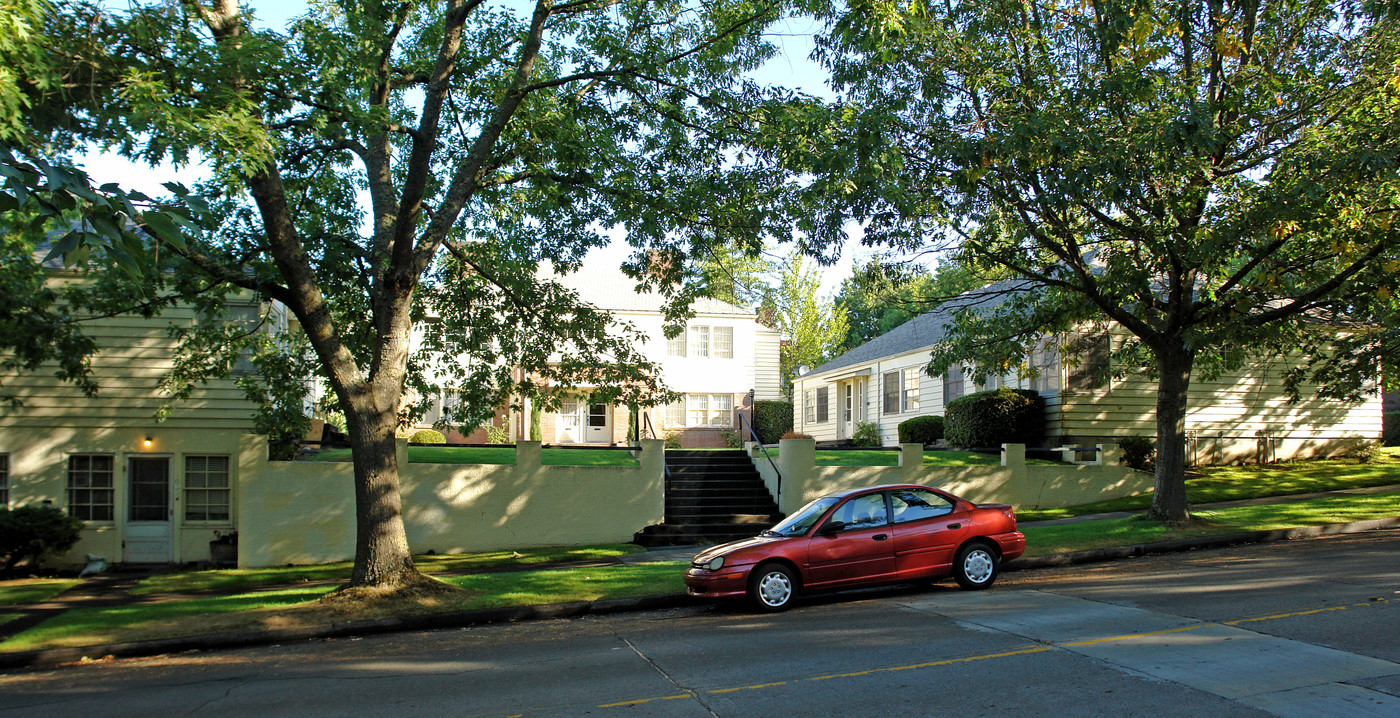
[633,449,783,547]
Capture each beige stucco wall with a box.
[765,438,1152,513]
[237,438,665,568]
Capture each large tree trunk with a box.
[1148,344,1195,524]
[343,399,420,588]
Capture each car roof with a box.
[825,483,943,500]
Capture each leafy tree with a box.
[814,0,1400,522]
[776,248,849,393]
[696,240,776,310]
[6,0,819,592]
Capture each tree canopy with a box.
[3,0,824,590]
[810,0,1400,522]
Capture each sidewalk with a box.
[1,485,1396,670]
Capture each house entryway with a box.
[125,456,173,563]
[584,402,611,442]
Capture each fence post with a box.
[899,443,923,480]
[777,437,816,514]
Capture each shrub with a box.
[409,429,446,444]
[944,388,1047,448]
[1118,435,1155,470]
[0,506,84,575]
[781,430,812,440]
[751,401,794,444]
[664,431,682,449]
[485,425,509,444]
[722,430,745,448]
[851,421,882,447]
[530,406,543,441]
[898,415,945,445]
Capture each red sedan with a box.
[685,483,1025,611]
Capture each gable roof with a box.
[547,262,754,317]
[806,281,1034,379]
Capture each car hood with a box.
[692,535,786,564]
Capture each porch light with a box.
[143,436,153,448]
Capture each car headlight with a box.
[706,556,725,571]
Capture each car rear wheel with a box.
[953,543,999,590]
[748,563,798,611]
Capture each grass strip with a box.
[303,446,638,466]
[1021,492,1400,556]
[0,579,79,607]
[444,562,688,610]
[131,544,644,595]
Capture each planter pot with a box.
[209,540,238,568]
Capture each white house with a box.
[793,294,1384,463]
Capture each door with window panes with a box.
[125,456,173,563]
[584,401,611,442]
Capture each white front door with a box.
[841,381,859,440]
[125,456,172,563]
[585,402,611,443]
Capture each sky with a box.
[77,1,869,297]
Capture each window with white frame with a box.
[559,398,582,430]
[665,399,686,427]
[227,304,262,374]
[686,394,709,426]
[710,394,733,427]
[804,389,816,423]
[1032,340,1060,393]
[902,367,921,412]
[943,364,965,404]
[689,325,710,357]
[67,455,114,521]
[816,387,829,423]
[1066,332,1110,391]
[882,371,899,415]
[713,326,734,358]
[0,453,8,507]
[185,455,231,521]
[667,333,687,357]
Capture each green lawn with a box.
[0,578,78,607]
[1016,447,1400,521]
[1020,492,1400,557]
[757,448,1052,467]
[304,446,639,466]
[131,544,644,595]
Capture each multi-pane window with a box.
[185,456,231,522]
[882,371,899,415]
[559,398,581,430]
[816,387,829,423]
[689,326,710,358]
[710,394,733,427]
[665,399,686,427]
[712,326,734,359]
[67,455,114,521]
[0,453,8,507]
[842,384,853,422]
[902,367,921,412]
[1066,332,1110,391]
[667,333,687,357]
[804,390,816,423]
[226,304,262,374]
[687,394,709,426]
[943,364,965,404]
[1032,340,1060,393]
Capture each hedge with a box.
[752,400,793,444]
[944,388,1046,449]
[898,415,945,445]
[409,429,446,444]
[1,506,84,575]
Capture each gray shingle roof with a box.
[807,281,1033,378]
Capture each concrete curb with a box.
[3,518,1397,671]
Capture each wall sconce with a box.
[143,436,153,448]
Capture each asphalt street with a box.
[1,530,1397,717]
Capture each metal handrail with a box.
[737,410,781,500]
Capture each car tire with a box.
[748,563,798,612]
[953,543,999,590]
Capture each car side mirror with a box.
[818,520,846,536]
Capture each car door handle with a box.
[872,534,888,541]
[947,523,961,530]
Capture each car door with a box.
[889,487,968,580]
[805,491,896,589]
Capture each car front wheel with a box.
[953,543,999,590]
[748,563,798,611]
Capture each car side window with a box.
[890,488,955,524]
[832,492,889,530]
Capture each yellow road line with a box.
[1224,605,1350,625]
[1062,623,1209,646]
[598,693,690,708]
[708,681,789,694]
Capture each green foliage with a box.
[777,249,850,393]
[409,429,445,445]
[721,430,744,449]
[0,505,84,575]
[751,400,793,444]
[898,415,945,445]
[664,432,682,449]
[530,405,543,442]
[485,426,509,445]
[1118,436,1156,471]
[697,242,775,310]
[1384,413,1399,447]
[850,421,882,447]
[944,389,1046,449]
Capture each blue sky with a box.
[79,1,866,296]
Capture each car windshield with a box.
[764,497,840,537]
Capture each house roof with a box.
[805,281,1033,379]
[546,262,754,317]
